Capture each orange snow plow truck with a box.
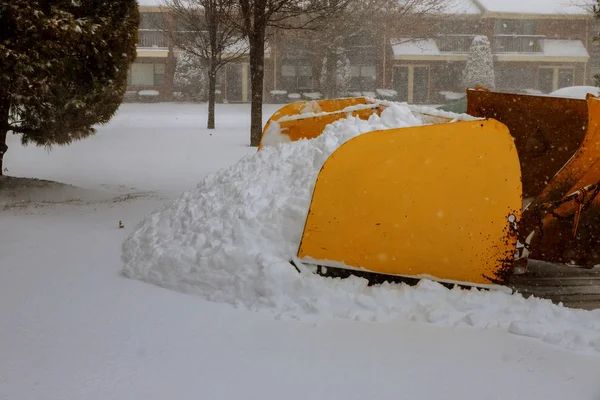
[258,88,600,309]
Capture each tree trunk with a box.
[208,68,216,130]
[206,0,217,130]
[249,32,265,147]
[0,97,9,176]
[0,129,7,177]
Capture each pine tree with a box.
[0,0,139,175]
[462,35,496,90]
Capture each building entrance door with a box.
[393,65,430,104]
[413,67,429,104]
[393,67,409,102]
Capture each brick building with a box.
[129,0,599,104]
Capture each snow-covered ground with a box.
[1,102,599,400]
[4,103,270,195]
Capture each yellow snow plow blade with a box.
[259,97,383,149]
[258,97,461,149]
[297,119,522,286]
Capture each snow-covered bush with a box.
[439,91,465,101]
[138,90,160,103]
[270,90,287,103]
[287,93,301,102]
[376,89,397,100]
[172,91,185,102]
[174,52,208,102]
[123,91,138,103]
[302,92,322,100]
[462,35,495,90]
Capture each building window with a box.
[493,19,536,35]
[127,63,166,86]
[279,36,314,92]
[392,65,429,104]
[154,63,166,86]
[138,13,168,47]
[296,65,313,89]
[347,45,376,92]
[280,64,313,91]
[591,67,600,85]
[439,19,480,35]
[539,68,554,93]
[140,12,165,30]
[558,69,574,88]
[433,63,464,94]
[349,65,376,92]
[539,67,574,93]
[496,65,536,92]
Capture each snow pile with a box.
[376,88,397,98]
[122,102,600,354]
[549,86,600,100]
[439,91,466,101]
[302,92,322,100]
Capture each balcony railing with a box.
[493,35,543,53]
[137,29,168,48]
[434,34,547,54]
[435,34,475,53]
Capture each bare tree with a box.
[159,0,248,129]
[231,0,352,146]
[316,0,449,99]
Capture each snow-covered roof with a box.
[442,0,481,14]
[541,39,589,58]
[391,37,589,61]
[475,0,592,15]
[496,38,590,61]
[410,0,481,15]
[406,0,593,16]
[137,0,164,6]
[391,38,440,56]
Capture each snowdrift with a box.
[122,102,600,354]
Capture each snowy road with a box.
[1,103,599,399]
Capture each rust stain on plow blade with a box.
[466,88,588,199]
